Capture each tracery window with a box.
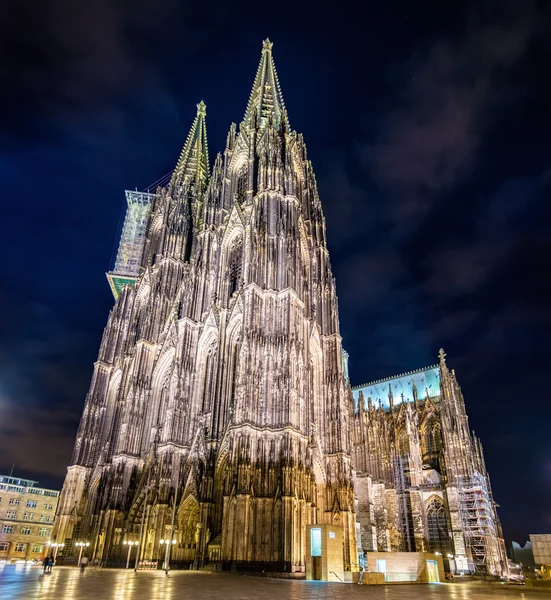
[423,418,443,470]
[228,237,243,296]
[235,164,248,203]
[426,498,451,555]
[397,431,410,457]
[425,421,442,454]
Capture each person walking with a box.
[46,555,54,573]
[358,563,364,585]
[80,556,89,576]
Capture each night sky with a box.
[1,0,550,544]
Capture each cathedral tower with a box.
[54,40,356,572]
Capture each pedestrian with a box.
[42,555,49,574]
[358,563,364,585]
[80,556,89,576]
[47,555,54,573]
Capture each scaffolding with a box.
[106,190,155,299]
[458,472,500,574]
[392,455,415,552]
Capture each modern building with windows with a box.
[0,475,60,563]
[530,534,551,580]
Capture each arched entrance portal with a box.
[178,496,200,565]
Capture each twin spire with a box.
[171,100,209,191]
[243,38,289,130]
[171,39,288,190]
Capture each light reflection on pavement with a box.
[0,564,542,600]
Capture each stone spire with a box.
[243,39,289,130]
[170,101,210,192]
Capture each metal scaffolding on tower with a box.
[106,190,156,299]
[393,454,415,552]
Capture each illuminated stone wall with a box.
[350,351,506,575]
[54,40,356,572]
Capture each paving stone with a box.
[0,566,537,600]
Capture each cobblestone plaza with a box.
[0,567,544,600]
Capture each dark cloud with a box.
[0,401,78,478]
[423,241,508,298]
[359,1,547,231]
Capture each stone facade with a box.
[53,40,356,572]
[54,40,505,577]
[351,351,506,575]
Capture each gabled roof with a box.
[352,364,441,410]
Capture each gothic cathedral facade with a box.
[54,40,357,572]
[54,41,505,575]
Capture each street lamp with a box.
[75,542,90,566]
[159,539,177,574]
[123,541,139,570]
[47,542,65,561]
[435,552,442,556]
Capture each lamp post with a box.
[160,539,177,574]
[48,542,64,561]
[123,541,139,570]
[75,542,90,566]
[447,553,456,575]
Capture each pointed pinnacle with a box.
[171,102,209,191]
[244,40,288,131]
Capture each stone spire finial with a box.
[243,39,289,130]
[170,101,210,191]
[438,348,447,364]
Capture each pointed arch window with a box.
[235,163,248,203]
[422,417,443,470]
[398,430,410,457]
[227,237,243,296]
[426,498,451,555]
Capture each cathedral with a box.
[53,40,505,576]
[350,353,506,575]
